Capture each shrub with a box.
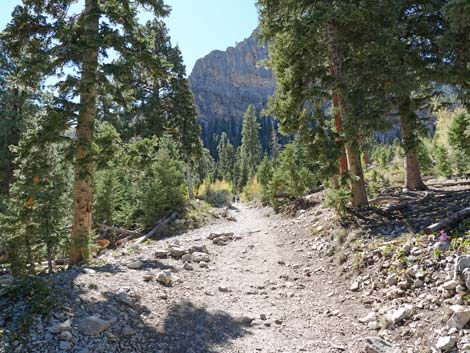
[197,179,232,207]
[242,176,261,202]
[323,186,351,217]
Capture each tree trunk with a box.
[328,23,348,175]
[345,142,369,207]
[186,161,194,199]
[398,97,427,191]
[69,0,99,265]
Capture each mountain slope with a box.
[189,30,277,155]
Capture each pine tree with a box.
[239,105,261,187]
[0,38,41,195]
[270,122,282,159]
[4,0,170,264]
[1,127,71,275]
[216,133,236,183]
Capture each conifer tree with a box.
[270,122,282,159]
[1,127,71,275]
[0,38,41,195]
[239,105,261,187]
[4,0,171,264]
[216,133,236,183]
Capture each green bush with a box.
[323,186,351,217]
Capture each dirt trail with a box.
[6,204,370,353]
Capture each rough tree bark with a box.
[69,0,99,265]
[328,23,368,207]
[328,23,348,175]
[398,97,427,191]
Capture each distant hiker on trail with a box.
[236,195,240,203]
[232,195,236,204]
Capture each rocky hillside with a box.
[189,30,277,155]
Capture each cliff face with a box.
[189,30,277,155]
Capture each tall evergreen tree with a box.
[4,0,170,265]
[0,38,41,196]
[239,105,261,187]
[216,132,236,183]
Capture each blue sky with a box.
[0,0,259,74]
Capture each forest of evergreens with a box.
[0,0,469,278]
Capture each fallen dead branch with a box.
[424,207,470,235]
[134,211,179,244]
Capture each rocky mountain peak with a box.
[189,30,277,155]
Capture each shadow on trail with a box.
[2,262,250,353]
[158,300,251,353]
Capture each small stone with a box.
[386,274,398,286]
[359,312,378,324]
[183,262,194,271]
[350,281,360,292]
[260,314,267,320]
[143,274,154,282]
[367,321,381,330]
[384,304,415,325]
[82,268,96,275]
[364,337,399,353]
[49,320,72,334]
[127,260,143,270]
[446,305,470,330]
[116,292,134,307]
[436,336,456,351]
[189,244,209,254]
[154,249,168,258]
[434,242,450,253]
[199,261,209,268]
[59,341,72,350]
[181,254,192,263]
[121,326,136,337]
[192,252,210,263]
[170,247,186,259]
[59,331,72,341]
[78,316,111,336]
[443,280,460,290]
[218,286,230,293]
[156,270,172,285]
[274,319,283,325]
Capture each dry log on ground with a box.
[428,181,470,188]
[134,211,179,244]
[424,207,470,234]
[97,224,141,238]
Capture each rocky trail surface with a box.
[2,204,375,353]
